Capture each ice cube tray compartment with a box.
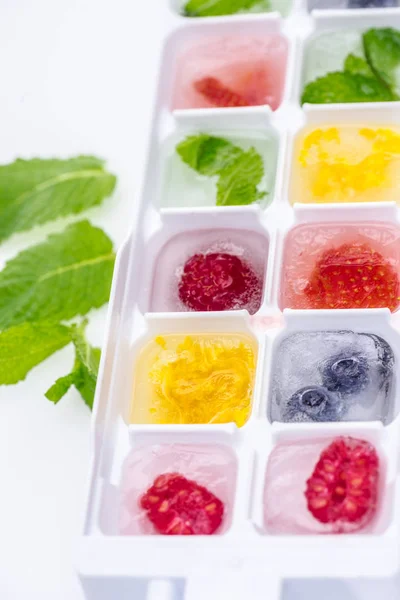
[78,2,400,598]
[170,0,294,17]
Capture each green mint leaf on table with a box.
[344,54,375,78]
[45,321,100,409]
[0,156,116,242]
[363,28,400,97]
[176,134,267,206]
[0,220,115,330]
[301,71,395,104]
[216,148,266,206]
[183,0,269,17]
[0,321,71,385]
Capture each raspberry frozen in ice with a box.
[140,472,224,535]
[264,436,381,534]
[305,437,379,531]
[178,252,262,313]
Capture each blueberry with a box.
[321,352,369,395]
[285,386,344,422]
[348,0,397,7]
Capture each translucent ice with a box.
[172,34,288,111]
[308,0,398,8]
[130,333,257,426]
[280,222,400,312]
[291,126,400,205]
[119,443,237,535]
[264,437,381,534]
[151,228,268,314]
[270,331,395,424]
[162,130,277,210]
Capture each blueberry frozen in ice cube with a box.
[269,330,395,424]
[285,386,345,422]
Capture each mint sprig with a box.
[0,153,117,409]
[0,321,71,385]
[45,321,100,409]
[0,156,116,242]
[302,27,400,104]
[0,220,115,330]
[176,134,267,206]
[183,0,270,17]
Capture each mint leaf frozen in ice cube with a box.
[176,134,242,176]
[363,28,400,97]
[0,220,115,329]
[183,0,270,17]
[0,321,71,385]
[45,321,100,409]
[176,134,267,206]
[216,148,266,206]
[0,156,116,242]
[344,54,375,78]
[301,71,395,104]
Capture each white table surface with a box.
[0,1,398,599]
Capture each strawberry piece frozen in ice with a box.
[194,77,250,108]
[304,242,400,311]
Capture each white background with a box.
[0,1,399,599]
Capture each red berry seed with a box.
[305,437,379,530]
[305,242,400,311]
[140,473,224,535]
[194,77,250,108]
[178,252,262,313]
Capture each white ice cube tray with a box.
[77,2,400,599]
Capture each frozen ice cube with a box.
[150,228,268,314]
[308,0,398,8]
[118,443,237,535]
[269,331,395,424]
[172,34,288,111]
[264,437,381,534]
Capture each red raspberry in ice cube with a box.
[304,242,400,311]
[140,472,224,535]
[305,437,379,531]
[194,76,250,108]
[178,252,262,313]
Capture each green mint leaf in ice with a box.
[183,0,269,17]
[216,148,266,206]
[301,71,395,104]
[45,321,100,409]
[0,321,71,385]
[176,134,266,206]
[0,220,115,330]
[344,54,375,78]
[176,134,242,176]
[363,28,400,97]
[0,156,116,242]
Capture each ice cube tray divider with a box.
[77,1,400,599]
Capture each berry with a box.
[140,472,224,535]
[348,0,397,6]
[285,386,344,422]
[178,252,262,313]
[304,242,400,311]
[194,77,250,108]
[321,352,370,395]
[305,437,379,531]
